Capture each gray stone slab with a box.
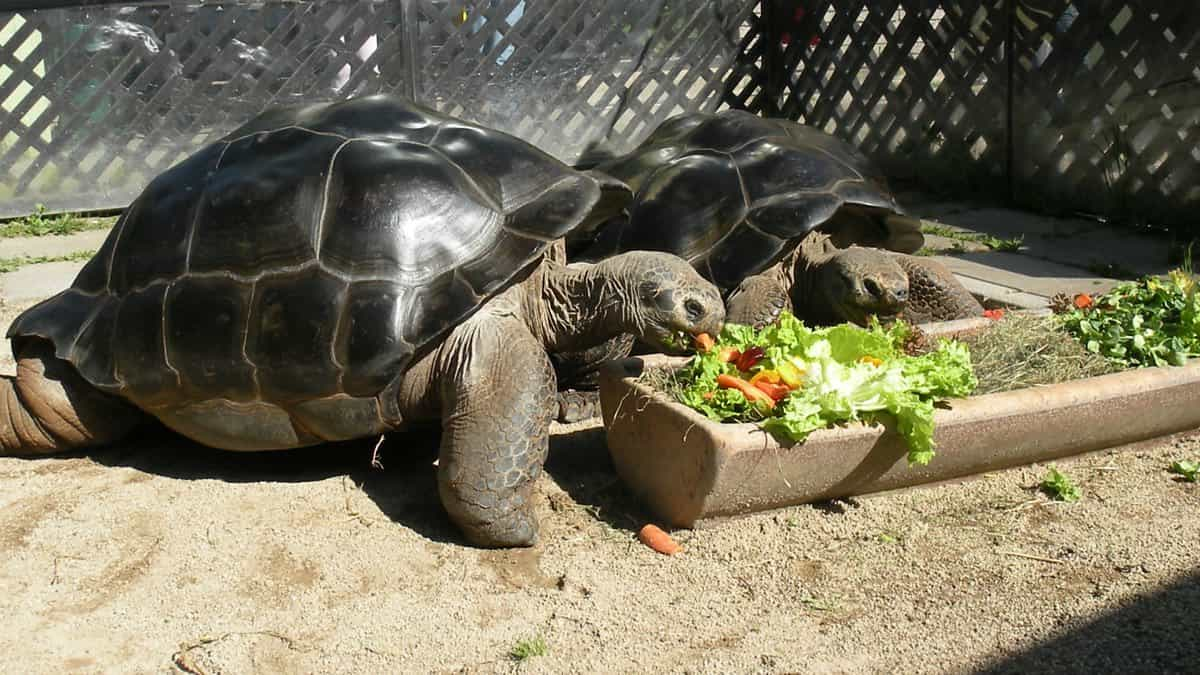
[900,194,1175,278]
[0,260,84,305]
[0,228,111,259]
[934,252,1121,299]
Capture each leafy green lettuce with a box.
[675,312,977,465]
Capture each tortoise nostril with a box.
[684,298,705,322]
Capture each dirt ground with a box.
[1,298,1198,675]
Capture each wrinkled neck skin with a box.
[787,231,837,314]
[525,258,643,353]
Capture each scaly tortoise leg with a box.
[0,338,141,455]
[434,312,556,547]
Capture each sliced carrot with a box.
[638,524,682,555]
[1073,293,1093,309]
[983,308,1006,320]
[693,333,716,353]
[716,374,776,408]
[754,380,792,401]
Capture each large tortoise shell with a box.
[572,109,909,292]
[9,95,599,417]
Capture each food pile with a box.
[1056,267,1200,368]
[676,312,977,465]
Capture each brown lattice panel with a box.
[0,0,755,218]
[1011,2,1200,227]
[731,0,1199,231]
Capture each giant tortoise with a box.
[570,109,983,327]
[0,95,724,548]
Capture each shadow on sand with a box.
[67,418,640,545]
[977,568,1200,674]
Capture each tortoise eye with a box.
[685,298,705,322]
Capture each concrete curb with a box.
[599,339,1200,528]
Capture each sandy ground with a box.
[1,298,1198,674]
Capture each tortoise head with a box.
[602,251,725,353]
[810,243,909,326]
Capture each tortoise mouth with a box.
[835,298,901,327]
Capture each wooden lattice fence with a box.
[1,1,1197,231]
[0,0,754,217]
[733,0,1199,232]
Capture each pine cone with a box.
[1049,292,1072,314]
[903,325,931,355]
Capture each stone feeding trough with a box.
[598,316,1200,527]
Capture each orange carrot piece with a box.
[693,333,716,352]
[1073,293,1093,309]
[716,374,776,408]
[638,524,682,555]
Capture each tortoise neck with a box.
[530,259,630,353]
[790,232,835,309]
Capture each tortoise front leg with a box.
[434,312,556,547]
[724,270,793,328]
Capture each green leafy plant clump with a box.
[673,312,977,466]
[1168,460,1198,482]
[509,636,547,661]
[1040,466,1082,502]
[0,250,95,274]
[1058,267,1200,368]
[0,204,112,238]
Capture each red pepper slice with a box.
[735,346,765,372]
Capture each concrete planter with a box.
[598,319,1200,527]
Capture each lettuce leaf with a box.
[674,312,977,465]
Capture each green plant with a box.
[1168,460,1198,482]
[509,636,548,661]
[1058,265,1200,368]
[1040,467,1082,502]
[919,222,963,239]
[920,223,1023,252]
[0,250,95,273]
[0,205,111,238]
[980,235,1023,252]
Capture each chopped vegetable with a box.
[1059,267,1200,368]
[716,374,776,408]
[674,311,977,465]
[983,308,1006,320]
[638,524,682,555]
[735,346,765,372]
[1040,466,1082,502]
[694,333,716,353]
[717,346,742,363]
[1169,460,1198,482]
